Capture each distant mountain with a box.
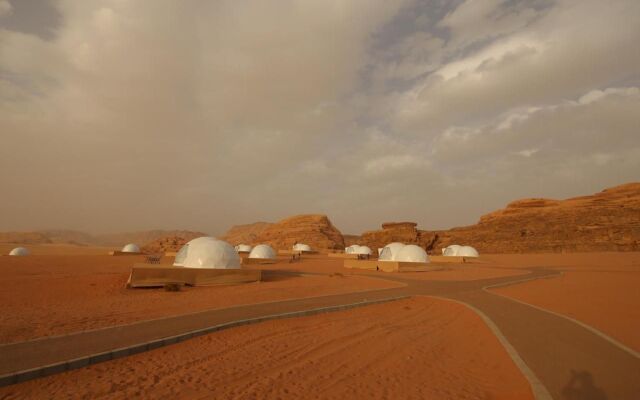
[0,229,208,248]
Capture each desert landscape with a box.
[1,183,639,399]
[2,1,640,399]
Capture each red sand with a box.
[492,269,640,352]
[0,297,533,400]
[0,255,402,343]
[400,264,527,281]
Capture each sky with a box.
[1,0,639,235]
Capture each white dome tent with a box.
[345,245,359,254]
[353,245,373,256]
[457,246,479,257]
[293,243,312,252]
[9,247,30,256]
[121,243,140,253]
[173,237,240,269]
[379,242,405,261]
[395,245,429,263]
[442,245,463,256]
[235,244,253,253]
[249,244,276,259]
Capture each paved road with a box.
[0,266,638,399]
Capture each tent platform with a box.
[343,259,444,272]
[242,257,277,265]
[328,253,360,259]
[127,264,261,288]
[429,256,479,263]
[110,251,143,256]
[343,259,378,270]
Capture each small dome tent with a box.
[395,245,429,263]
[173,237,240,269]
[442,245,463,256]
[293,243,312,252]
[249,244,276,259]
[121,243,140,253]
[457,246,479,257]
[345,245,359,254]
[353,245,373,256]
[235,244,253,253]
[9,247,30,256]
[379,242,405,261]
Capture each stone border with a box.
[0,295,409,387]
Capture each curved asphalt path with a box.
[0,266,638,399]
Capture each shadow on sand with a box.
[562,370,607,400]
[259,270,304,282]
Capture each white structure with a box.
[121,243,140,253]
[235,244,253,253]
[346,245,372,256]
[9,247,30,256]
[293,243,312,252]
[379,242,406,261]
[442,244,463,256]
[353,245,372,256]
[345,245,358,254]
[173,237,240,269]
[457,246,479,257]
[395,245,429,263]
[249,244,276,259]
[442,244,478,257]
[378,248,383,256]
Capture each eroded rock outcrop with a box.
[360,222,437,252]
[220,222,273,246]
[430,183,640,253]
[222,214,345,250]
[141,231,207,254]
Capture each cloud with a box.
[0,0,12,17]
[0,0,638,234]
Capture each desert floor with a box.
[0,254,402,343]
[0,247,638,399]
[487,252,640,352]
[0,297,533,400]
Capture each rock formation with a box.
[221,214,345,250]
[220,222,272,245]
[140,231,207,254]
[0,232,52,245]
[359,222,438,252]
[430,183,640,253]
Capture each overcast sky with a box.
[1,0,639,235]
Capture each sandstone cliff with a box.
[220,222,272,245]
[359,222,437,252]
[141,231,207,254]
[221,214,345,250]
[430,183,640,253]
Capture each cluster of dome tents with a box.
[342,242,479,264]
[169,238,315,268]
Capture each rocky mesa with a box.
[430,183,640,253]
[221,214,345,251]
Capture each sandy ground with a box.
[0,255,402,343]
[0,297,533,400]
[400,264,527,281]
[485,252,640,352]
[491,269,640,352]
[483,252,640,271]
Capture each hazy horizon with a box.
[1,0,639,236]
